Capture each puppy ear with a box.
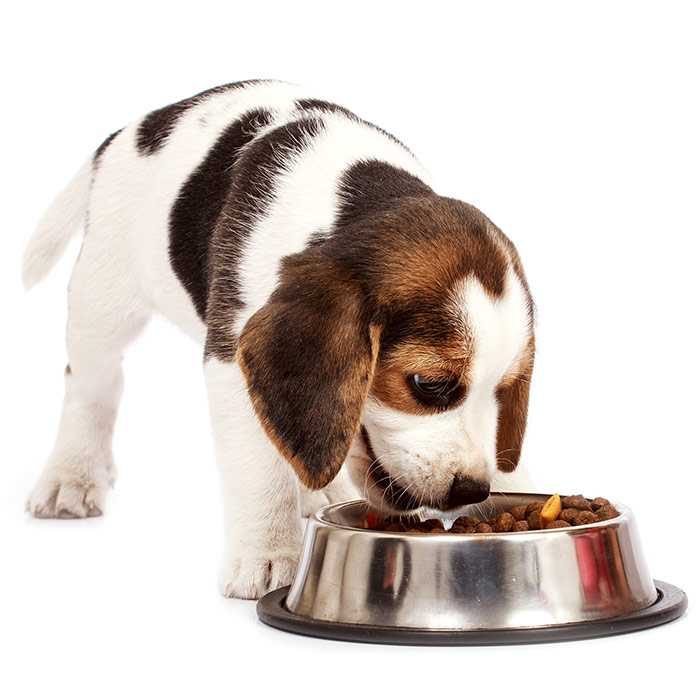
[495,336,535,473]
[236,251,380,490]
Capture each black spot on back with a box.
[295,98,356,119]
[136,102,191,156]
[94,128,123,164]
[136,80,268,156]
[168,108,275,320]
[204,117,323,359]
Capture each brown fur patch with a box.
[372,344,470,415]
[369,198,510,306]
[236,249,382,490]
[495,333,536,472]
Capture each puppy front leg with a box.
[204,356,303,599]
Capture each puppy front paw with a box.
[218,549,299,600]
[27,470,110,519]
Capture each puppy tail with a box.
[21,156,93,289]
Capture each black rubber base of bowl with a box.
[256,580,687,646]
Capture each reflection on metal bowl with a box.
[284,495,658,630]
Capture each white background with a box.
[1,0,697,696]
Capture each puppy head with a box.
[237,196,534,512]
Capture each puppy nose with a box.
[446,476,490,509]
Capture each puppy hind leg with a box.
[26,252,151,519]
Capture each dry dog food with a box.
[369,494,619,533]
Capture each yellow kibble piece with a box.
[539,493,562,529]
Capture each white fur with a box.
[24,80,531,598]
[204,357,303,599]
[22,156,93,289]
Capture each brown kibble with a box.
[572,510,598,526]
[544,519,570,530]
[525,500,545,516]
[595,504,620,522]
[590,497,610,512]
[559,508,580,523]
[451,524,476,534]
[406,518,443,532]
[527,508,543,530]
[453,515,479,528]
[510,505,528,521]
[561,494,591,510]
[539,493,562,528]
[368,492,618,535]
[494,512,516,532]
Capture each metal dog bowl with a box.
[257,494,687,645]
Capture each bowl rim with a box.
[260,580,688,645]
[311,495,629,537]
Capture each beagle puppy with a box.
[24,80,535,599]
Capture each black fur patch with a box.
[168,109,275,320]
[379,299,457,355]
[296,100,404,149]
[136,80,267,156]
[136,102,192,155]
[203,117,323,357]
[94,128,123,163]
[295,98,356,119]
[333,163,512,302]
[236,249,379,488]
[336,160,433,226]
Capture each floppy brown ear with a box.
[236,250,381,490]
[495,335,535,473]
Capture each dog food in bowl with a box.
[370,493,620,533]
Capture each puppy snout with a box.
[446,475,490,509]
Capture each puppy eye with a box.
[408,374,462,408]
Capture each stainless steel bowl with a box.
[286,494,658,630]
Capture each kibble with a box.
[494,512,516,532]
[572,510,598,526]
[590,497,610,512]
[510,505,527,521]
[525,500,545,516]
[561,494,591,510]
[544,519,570,529]
[369,494,620,534]
[527,508,543,530]
[539,493,562,529]
[453,515,479,529]
[594,504,620,521]
[559,508,580,523]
